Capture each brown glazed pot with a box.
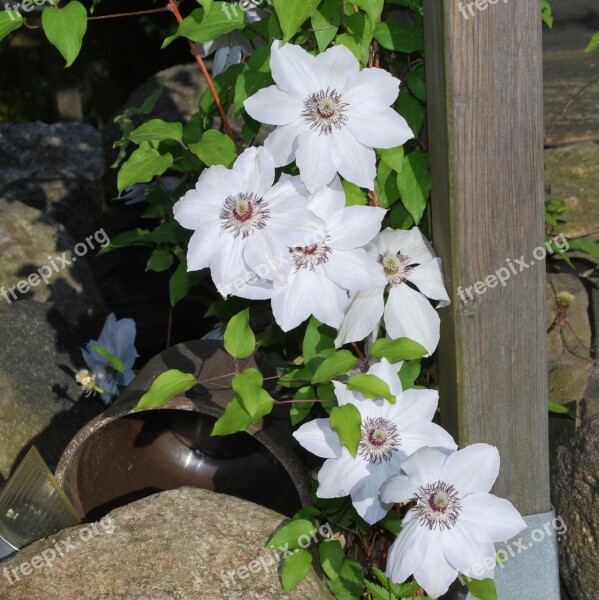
[55,340,310,521]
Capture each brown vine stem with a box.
[167,0,237,144]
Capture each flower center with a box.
[358,417,401,464]
[413,481,462,530]
[220,192,270,239]
[379,252,413,287]
[302,88,349,135]
[292,239,331,271]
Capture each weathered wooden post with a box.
[424,1,560,598]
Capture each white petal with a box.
[99,314,138,364]
[350,460,397,524]
[213,45,233,76]
[296,130,337,193]
[232,146,275,195]
[308,175,346,222]
[413,533,459,599]
[293,418,343,459]
[335,289,385,347]
[310,269,348,328]
[270,40,322,96]
[384,285,440,355]
[332,380,361,409]
[399,422,458,457]
[196,37,222,58]
[346,108,413,149]
[316,44,359,92]
[271,269,318,331]
[196,164,244,202]
[173,189,220,231]
[460,493,527,543]
[186,228,219,271]
[442,444,500,494]
[386,519,430,585]
[380,474,419,504]
[269,208,325,249]
[209,237,252,297]
[346,67,401,114]
[367,358,403,398]
[330,128,377,190]
[317,455,369,498]
[244,85,304,125]
[441,526,496,581]
[325,248,387,292]
[400,446,451,488]
[328,206,387,251]
[263,119,306,167]
[233,275,274,300]
[395,227,438,264]
[395,388,439,426]
[265,174,310,209]
[243,233,283,281]
[408,258,450,306]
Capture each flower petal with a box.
[270,269,316,331]
[460,493,527,543]
[270,40,322,96]
[350,460,397,524]
[330,128,377,190]
[442,444,500,495]
[244,85,304,126]
[386,519,429,586]
[316,44,360,92]
[325,248,387,292]
[317,454,369,498]
[186,228,219,271]
[408,258,450,306]
[384,285,440,355]
[441,525,496,581]
[346,108,413,149]
[308,175,346,223]
[232,146,275,195]
[328,206,387,251]
[400,446,451,488]
[379,473,419,505]
[367,358,403,398]
[395,388,439,426]
[264,119,307,167]
[296,130,337,193]
[293,418,343,459]
[173,190,220,231]
[310,269,349,328]
[346,67,401,114]
[335,289,385,347]
[399,421,458,457]
[209,237,252,298]
[413,531,459,599]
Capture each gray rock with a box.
[0,300,104,480]
[0,199,107,335]
[0,122,105,241]
[0,487,334,600]
[551,416,599,599]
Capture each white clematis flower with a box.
[335,227,450,355]
[173,146,324,300]
[293,359,457,524]
[270,176,386,331]
[380,445,527,599]
[82,313,139,405]
[244,41,413,193]
[196,6,265,76]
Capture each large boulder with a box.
[0,301,104,480]
[0,487,334,600]
[551,416,599,599]
[0,122,105,241]
[0,199,106,335]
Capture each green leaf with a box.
[232,368,263,416]
[464,577,497,600]
[398,151,431,224]
[130,119,183,144]
[224,308,256,359]
[291,387,315,426]
[0,10,24,42]
[189,129,237,167]
[399,360,421,389]
[566,237,599,258]
[196,0,213,13]
[90,344,124,375]
[311,350,357,384]
[371,338,428,362]
[548,401,570,415]
[378,146,404,174]
[542,0,553,28]
[319,540,344,582]
[273,0,321,42]
[388,203,414,230]
[267,519,318,551]
[98,228,151,253]
[282,549,313,592]
[407,65,426,102]
[311,0,341,52]
[396,89,425,138]
[235,45,272,114]
[169,258,205,306]
[117,144,173,193]
[379,510,402,535]
[146,248,173,272]
[327,558,365,600]
[373,17,424,53]
[163,4,246,47]
[135,369,197,411]
[353,0,384,26]
[330,403,362,457]
[41,2,88,67]
[303,317,337,364]
[586,31,599,52]
[347,373,395,403]
[342,179,368,206]
[375,160,400,208]
[211,391,274,435]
